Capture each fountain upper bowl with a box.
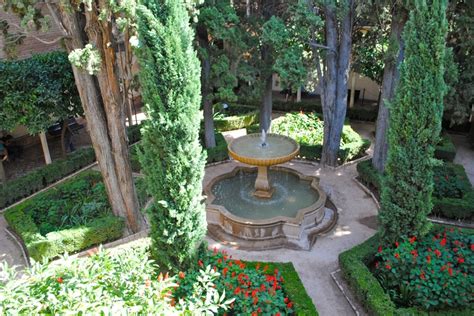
[228,133,300,166]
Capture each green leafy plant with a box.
[174,248,296,315]
[0,239,233,314]
[374,227,473,310]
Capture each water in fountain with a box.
[211,169,319,220]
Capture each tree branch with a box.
[309,41,337,54]
[8,21,68,45]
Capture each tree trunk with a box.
[60,120,68,157]
[53,3,141,233]
[321,1,354,167]
[203,97,216,148]
[260,0,275,133]
[372,9,407,172]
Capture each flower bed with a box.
[4,171,124,261]
[357,160,474,220]
[212,103,259,132]
[0,238,317,315]
[249,112,370,164]
[174,248,318,315]
[339,227,473,315]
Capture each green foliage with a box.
[374,227,473,310]
[175,248,318,315]
[379,0,449,242]
[136,0,206,271]
[212,103,259,131]
[357,160,474,220]
[339,232,473,315]
[4,171,123,261]
[0,51,82,134]
[0,147,96,209]
[434,134,457,162]
[269,112,370,163]
[0,239,233,314]
[68,44,102,75]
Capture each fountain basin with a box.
[228,133,299,166]
[205,166,329,250]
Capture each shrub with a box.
[174,248,318,315]
[136,0,207,271]
[0,239,232,314]
[212,103,260,131]
[4,171,123,261]
[435,134,456,162]
[374,227,473,310]
[269,112,370,163]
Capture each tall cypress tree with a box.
[136,0,206,270]
[379,0,448,242]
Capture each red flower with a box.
[178,271,185,279]
[251,289,258,298]
[234,287,241,295]
[448,267,453,276]
[253,296,259,305]
[471,244,474,251]
[409,236,416,244]
[218,259,222,264]
[287,302,293,308]
[420,272,426,280]
[275,313,281,316]
[441,265,446,271]
[394,253,400,259]
[453,247,459,253]
[378,246,382,253]
[411,250,418,258]
[284,297,289,303]
[457,257,465,264]
[223,267,229,276]
[426,255,431,264]
[257,308,262,313]
[231,271,236,278]
[56,277,63,284]
[256,263,260,270]
[251,312,258,316]
[440,238,447,247]
[386,264,391,270]
[198,260,203,267]
[434,249,441,257]
[274,268,279,275]
[395,241,399,248]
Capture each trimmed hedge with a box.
[435,134,456,162]
[4,171,124,261]
[212,103,259,132]
[339,233,474,315]
[247,261,318,315]
[0,147,96,209]
[357,160,474,220]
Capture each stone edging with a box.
[352,176,474,229]
[330,269,360,316]
[0,162,98,214]
[4,227,30,268]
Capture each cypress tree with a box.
[136,0,206,270]
[379,0,448,242]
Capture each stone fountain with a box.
[205,132,337,250]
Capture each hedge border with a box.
[4,170,124,261]
[357,159,474,220]
[435,134,457,162]
[339,233,473,316]
[213,104,260,132]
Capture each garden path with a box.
[450,133,474,185]
[206,122,377,316]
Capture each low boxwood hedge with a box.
[357,160,474,220]
[0,147,96,209]
[205,132,229,163]
[435,134,456,162]
[339,233,473,315]
[4,171,124,261]
[212,103,259,132]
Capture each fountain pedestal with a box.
[254,166,274,198]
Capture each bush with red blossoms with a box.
[173,248,294,315]
[374,227,473,310]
